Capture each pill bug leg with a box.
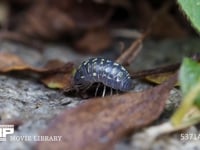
[73,84,85,92]
[102,85,106,97]
[95,83,101,96]
[82,83,92,93]
[116,90,119,95]
[110,88,112,95]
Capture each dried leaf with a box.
[151,10,188,38]
[0,52,74,89]
[145,72,179,86]
[36,74,177,150]
[41,60,75,89]
[11,1,113,41]
[0,52,38,72]
[41,73,73,89]
[136,0,188,38]
[68,1,113,29]
[75,28,112,54]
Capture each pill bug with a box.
[73,58,133,96]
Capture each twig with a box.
[131,53,200,79]
[131,63,180,79]
[115,1,172,66]
[116,31,148,66]
[111,28,142,39]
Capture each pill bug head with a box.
[120,77,133,91]
[73,61,90,89]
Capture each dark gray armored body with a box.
[74,58,132,92]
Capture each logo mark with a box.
[0,125,14,141]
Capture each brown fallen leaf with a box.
[0,52,74,89]
[10,1,113,40]
[0,52,30,72]
[0,52,73,73]
[135,0,188,38]
[41,59,74,74]
[75,28,112,54]
[36,73,177,150]
[41,73,73,89]
[145,72,179,86]
[40,60,75,89]
[2,1,114,53]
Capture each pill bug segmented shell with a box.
[74,58,133,93]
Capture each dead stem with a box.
[131,63,180,79]
[115,1,172,66]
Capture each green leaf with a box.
[171,83,200,126]
[171,58,200,126]
[178,0,200,32]
[179,58,200,107]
